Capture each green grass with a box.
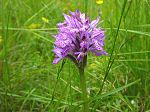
[0,0,150,111]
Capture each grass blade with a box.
[71,79,140,111]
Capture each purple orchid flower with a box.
[52,10,108,65]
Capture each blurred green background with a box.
[0,0,150,111]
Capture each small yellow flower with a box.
[63,7,67,10]
[42,17,49,23]
[92,87,96,90]
[38,55,41,58]
[28,24,41,29]
[0,36,2,44]
[34,35,40,40]
[35,51,40,54]
[96,0,103,4]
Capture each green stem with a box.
[79,62,88,112]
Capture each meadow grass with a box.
[0,0,150,111]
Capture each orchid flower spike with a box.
[52,10,108,66]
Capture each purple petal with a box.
[94,40,103,51]
[84,17,90,25]
[69,10,76,17]
[74,52,80,55]
[76,53,84,62]
[90,17,100,29]
[56,21,67,27]
[53,58,62,64]
[80,42,85,47]
[70,29,79,33]
[99,42,106,46]
[103,52,108,55]
[76,9,80,17]
[91,49,103,56]
[52,48,62,58]
[80,13,85,23]
[62,13,72,25]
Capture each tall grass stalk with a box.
[50,60,66,110]
[1,0,10,111]
[71,79,140,111]
[92,0,128,111]
[99,0,128,95]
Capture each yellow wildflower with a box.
[34,35,40,40]
[63,6,68,11]
[28,24,41,29]
[34,51,40,54]
[92,87,97,90]
[96,0,103,4]
[42,17,49,23]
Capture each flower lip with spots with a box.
[52,10,108,64]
